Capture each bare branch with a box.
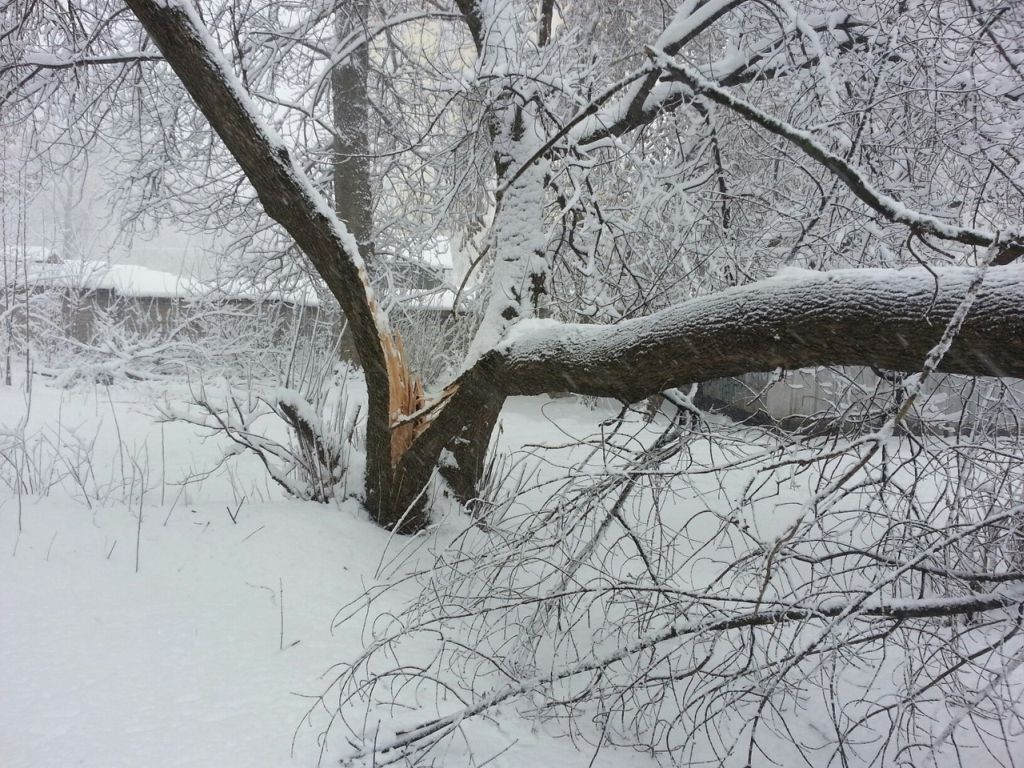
[360,583,1024,760]
[0,51,163,74]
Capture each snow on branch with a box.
[569,0,745,145]
[489,265,1024,401]
[648,47,1024,263]
[0,52,163,73]
[124,0,415,517]
[123,0,392,356]
[572,7,870,146]
[354,580,1024,761]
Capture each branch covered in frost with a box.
[0,52,163,73]
[573,8,870,146]
[356,583,1024,760]
[123,0,391,370]
[649,48,1024,263]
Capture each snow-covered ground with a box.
[3,379,1022,767]
[0,380,651,768]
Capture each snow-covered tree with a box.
[67,0,1021,530]
[6,1,1024,763]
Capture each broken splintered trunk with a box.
[383,329,425,466]
[120,0,507,536]
[368,327,448,533]
[369,328,508,534]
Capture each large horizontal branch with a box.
[650,48,1024,263]
[481,266,1024,401]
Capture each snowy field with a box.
[2,377,1022,767]
[0,379,656,768]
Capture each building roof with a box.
[11,254,206,300]
[9,249,463,311]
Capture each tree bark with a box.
[486,265,1024,400]
[384,264,1024,520]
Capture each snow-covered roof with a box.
[13,252,461,312]
[13,256,322,306]
[21,259,207,300]
[204,276,321,307]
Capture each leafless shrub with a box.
[161,361,364,504]
[0,385,153,507]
